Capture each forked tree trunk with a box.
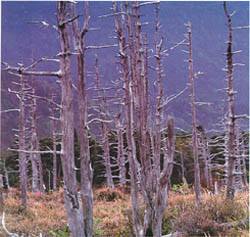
[113,2,143,235]
[57,2,85,236]
[70,2,93,236]
[144,117,175,237]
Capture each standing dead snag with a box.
[113,2,143,235]
[223,1,236,201]
[70,2,93,236]
[49,90,60,191]
[19,74,28,207]
[29,81,44,193]
[94,56,114,189]
[186,22,201,203]
[2,2,85,231]
[57,2,86,236]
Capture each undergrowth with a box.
[0,187,248,236]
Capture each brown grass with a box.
[0,187,248,236]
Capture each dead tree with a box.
[115,100,126,186]
[113,3,178,236]
[223,2,236,200]
[18,74,28,207]
[49,90,60,191]
[197,126,212,189]
[57,2,85,235]
[70,2,93,236]
[29,80,45,193]
[2,2,85,234]
[29,82,39,193]
[113,2,143,235]
[94,56,114,188]
[186,22,201,203]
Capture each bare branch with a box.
[160,86,188,109]
[59,14,82,28]
[234,114,249,120]
[138,1,160,7]
[99,12,126,18]
[28,20,58,32]
[8,148,62,155]
[232,25,250,30]
[85,44,118,50]
[194,102,213,106]
[1,212,19,237]
[0,109,20,113]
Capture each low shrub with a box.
[94,187,126,202]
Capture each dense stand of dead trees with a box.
[1,1,248,237]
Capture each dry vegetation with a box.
[0,187,248,236]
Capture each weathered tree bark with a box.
[70,2,93,236]
[3,159,10,190]
[223,2,236,201]
[115,104,126,186]
[241,135,248,187]
[187,22,201,203]
[113,2,143,235]
[234,122,242,190]
[30,81,45,193]
[19,74,28,207]
[95,56,114,188]
[50,91,58,191]
[30,85,39,193]
[57,2,85,236]
[198,127,212,189]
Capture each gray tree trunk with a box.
[57,2,85,236]
[95,56,114,189]
[19,75,28,207]
[223,2,236,201]
[113,2,143,235]
[115,108,126,186]
[30,86,39,193]
[70,2,93,236]
[187,22,201,203]
[50,92,58,191]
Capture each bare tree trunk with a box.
[198,127,211,189]
[57,2,85,236]
[3,159,10,190]
[115,106,126,186]
[30,82,45,193]
[95,56,114,188]
[70,2,93,236]
[187,22,201,203]
[223,2,236,201]
[234,123,242,190]
[113,2,143,235]
[180,149,188,185]
[146,117,175,237]
[19,74,28,207]
[50,92,58,191]
[30,88,39,193]
[0,174,4,212]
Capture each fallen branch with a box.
[2,212,19,237]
